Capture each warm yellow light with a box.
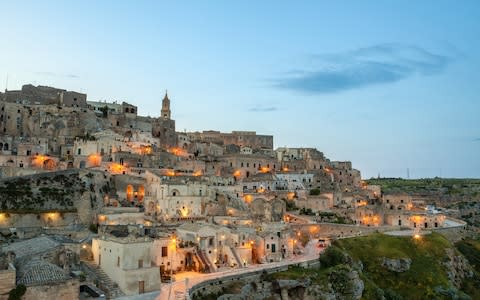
[82,244,87,249]
[110,163,126,174]
[244,195,253,203]
[233,170,241,177]
[88,154,101,166]
[357,200,368,207]
[414,234,421,239]
[193,170,202,177]
[260,167,270,173]
[287,192,295,200]
[180,208,189,217]
[32,154,48,167]
[282,167,289,172]
[172,238,176,243]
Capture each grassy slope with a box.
[335,233,452,299]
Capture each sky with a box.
[0,1,479,178]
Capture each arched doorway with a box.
[137,185,145,202]
[44,159,56,170]
[126,185,134,201]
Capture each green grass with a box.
[335,233,452,299]
[266,265,330,286]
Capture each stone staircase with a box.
[229,246,244,268]
[197,250,215,273]
[81,260,125,299]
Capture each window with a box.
[162,247,168,257]
[424,223,428,228]
[117,257,120,267]
[77,148,81,155]
[266,244,269,249]
[138,259,143,268]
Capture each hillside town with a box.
[0,84,468,299]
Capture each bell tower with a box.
[161,90,171,120]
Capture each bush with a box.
[328,265,353,294]
[8,284,26,300]
[89,223,98,233]
[284,199,298,211]
[384,288,403,300]
[320,246,346,268]
[309,188,321,196]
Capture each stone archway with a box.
[126,185,134,201]
[138,185,145,202]
[44,159,56,170]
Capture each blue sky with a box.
[1,1,479,178]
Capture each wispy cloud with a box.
[248,106,278,112]
[273,44,454,94]
[34,72,80,79]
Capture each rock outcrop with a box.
[444,248,474,288]
[381,257,412,272]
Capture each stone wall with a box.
[22,279,79,300]
[0,264,15,298]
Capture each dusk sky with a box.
[1,1,479,178]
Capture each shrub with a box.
[8,284,26,300]
[309,188,321,196]
[328,265,353,294]
[320,246,346,268]
[89,223,98,233]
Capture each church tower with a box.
[161,90,171,120]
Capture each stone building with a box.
[1,84,87,108]
[144,171,212,221]
[187,130,273,150]
[152,92,176,148]
[91,235,161,295]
